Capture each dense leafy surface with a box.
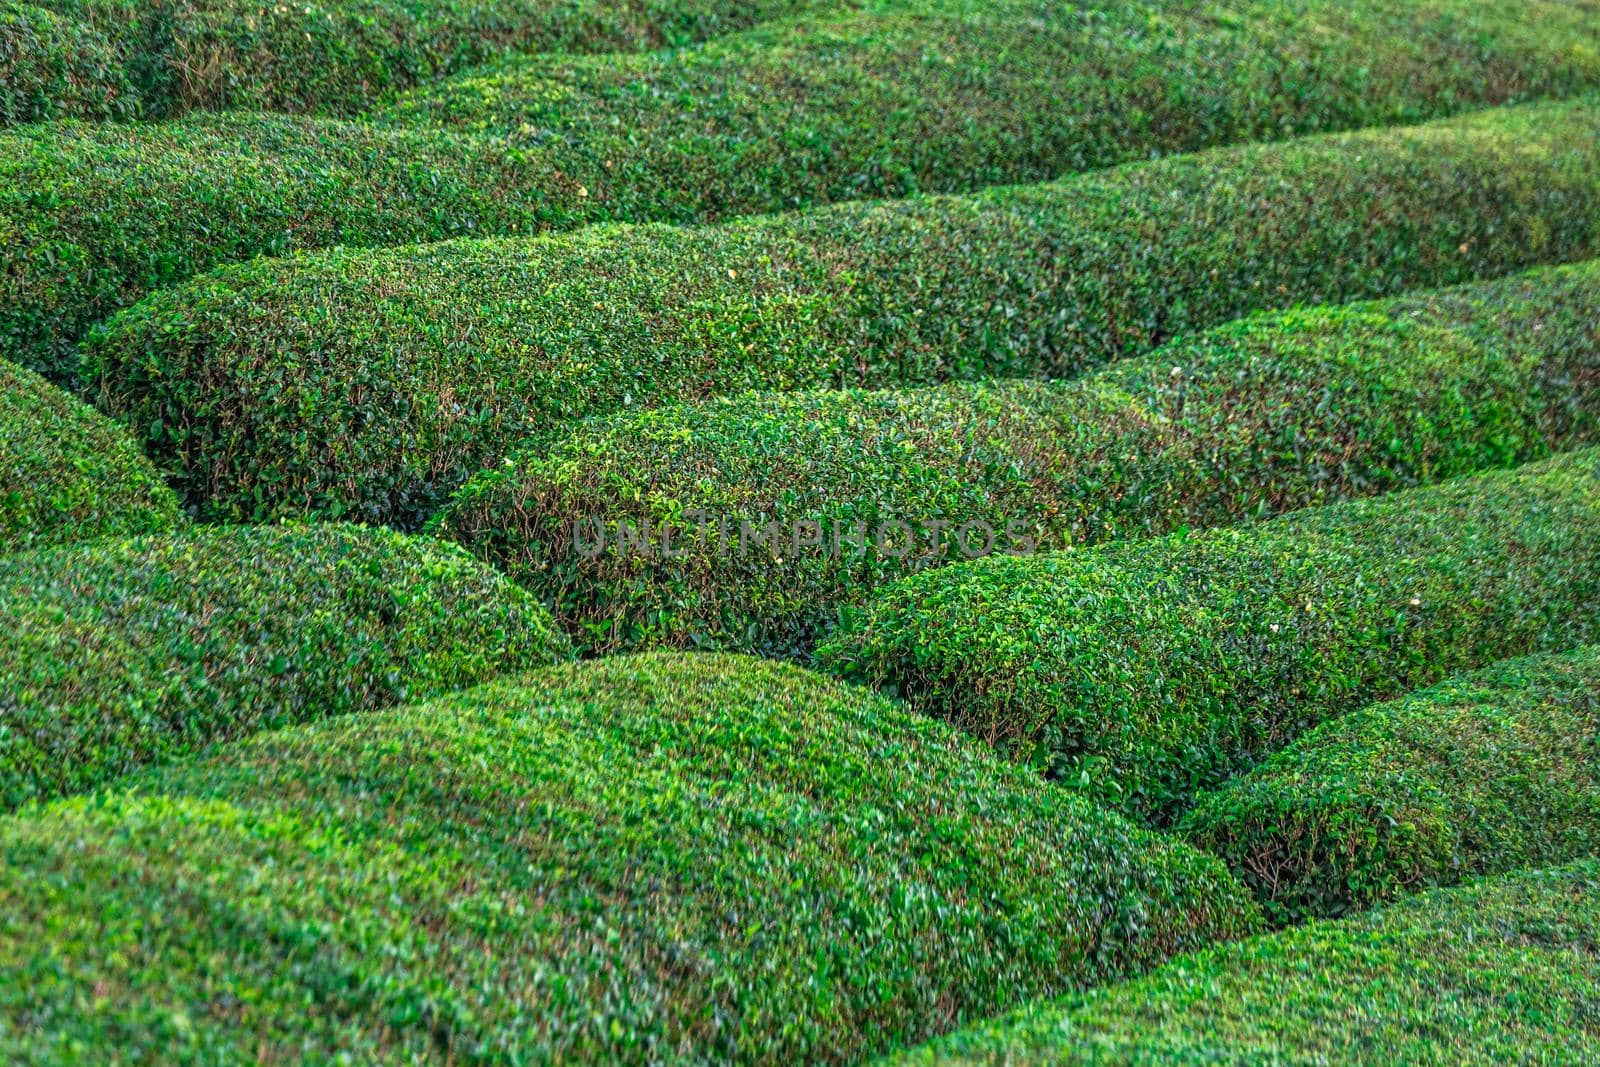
[7,3,1600,1057]
[0,0,815,121]
[385,0,1600,219]
[0,3,137,123]
[0,354,181,552]
[86,101,1600,525]
[889,860,1600,1065]
[8,12,1600,379]
[1182,646,1600,923]
[0,524,570,810]
[820,448,1600,824]
[10,0,1600,129]
[437,261,1600,657]
[0,653,1258,1061]
[2,113,559,382]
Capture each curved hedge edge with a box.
[431,257,1600,657]
[1178,644,1600,924]
[3,112,578,385]
[0,651,1261,1061]
[6,6,1600,379]
[816,447,1600,825]
[385,0,1600,204]
[884,859,1600,1065]
[3,0,818,121]
[82,98,1600,527]
[0,522,572,811]
[0,353,183,552]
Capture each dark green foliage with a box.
[0,523,570,811]
[818,448,1600,824]
[10,5,1600,379]
[890,860,1600,1065]
[0,354,182,552]
[2,0,813,119]
[1181,646,1600,924]
[0,653,1260,1061]
[386,0,1600,219]
[0,3,136,123]
[87,101,1600,526]
[434,260,1600,657]
[0,113,563,382]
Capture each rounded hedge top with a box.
[9,2,1600,380]
[433,259,1600,657]
[85,100,1600,527]
[889,859,1600,1065]
[0,652,1259,1061]
[0,522,571,811]
[0,354,182,552]
[819,447,1600,824]
[3,0,814,120]
[1181,644,1600,924]
[386,0,1600,220]
[1,112,562,382]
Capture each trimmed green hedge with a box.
[11,0,1600,127]
[818,448,1600,825]
[1,113,563,382]
[0,3,136,124]
[86,101,1600,527]
[2,0,812,120]
[0,523,570,811]
[1,354,182,552]
[889,860,1600,1065]
[0,653,1260,1061]
[434,260,1600,657]
[1181,646,1600,924]
[384,0,1600,219]
[10,10,1600,380]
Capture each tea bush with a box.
[819,448,1600,823]
[0,523,570,810]
[0,2,135,124]
[891,861,1600,1065]
[0,354,181,552]
[9,12,1600,378]
[385,0,1600,219]
[1181,646,1600,923]
[0,653,1258,1061]
[0,0,813,120]
[435,260,1600,656]
[86,101,1600,526]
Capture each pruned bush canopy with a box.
[0,354,182,552]
[436,260,1600,656]
[87,102,1600,527]
[8,0,1600,379]
[0,523,571,810]
[820,448,1600,823]
[0,653,1258,1061]
[1181,646,1600,923]
[891,861,1600,1065]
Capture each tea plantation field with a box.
[2,0,1598,1061]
